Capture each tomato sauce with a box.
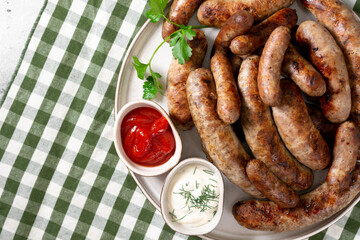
[121,107,175,167]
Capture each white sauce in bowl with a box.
[167,164,220,227]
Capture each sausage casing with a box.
[258,26,291,106]
[186,68,264,198]
[166,30,207,130]
[233,120,360,232]
[327,121,360,189]
[272,80,331,170]
[282,44,326,97]
[213,10,254,53]
[238,55,313,190]
[230,8,297,56]
[211,52,241,124]
[197,0,295,27]
[301,0,360,128]
[246,159,300,208]
[296,21,351,123]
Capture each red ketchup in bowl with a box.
[121,107,175,167]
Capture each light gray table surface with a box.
[0,0,44,102]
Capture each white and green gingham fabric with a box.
[0,0,360,239]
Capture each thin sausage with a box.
[282,44,326,97]
[210,11,253,124]
[327,121,360,189]
[162,0,204,40]
[213,10,253,53]
[258,26,291,106]
[296,21,351,123]
[211,52,241,124]
[230,8,297,56]
[238,55,313,190]
[272,80,331,170]
[233,121,360,232]
[186,68,264,198]
[301,0,360,129]
[197,0,295,27]
[166,30,208,130]
[246,159,300,208]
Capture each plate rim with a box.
[113,10,360,240]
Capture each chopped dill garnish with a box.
[170,210,192,222]
[203,169,214,175]
[209,178,217,183]
[213,210,217,216]
[196,180,199,189]
[193,167,197,175]
[174,184,219,212]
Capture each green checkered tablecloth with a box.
[0,0,360,239]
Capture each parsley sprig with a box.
[133,0,209,100]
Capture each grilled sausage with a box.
[186,68,264,198]
[230,8,298,56]
[166,30,208,130]
[197,0,295,27]
[296,21,351,123]
[211,52,241,124]
[272,80,331,170]
[213,10,254,53]
[301,0,360,128]
[238,55,313,190]
[327,121,360,189]
[282,44,326,97]
[246,159,300,208]
[209,11,253,124]
[258,26,291,106]
[233,121,360,232]
[162,0,204,40]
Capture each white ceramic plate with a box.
[114,1,360,239]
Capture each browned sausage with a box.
[162,0,204,40]
[209,11,253,124]
[282,44,326,96]
[213,10,254,53]
[210,52,241,124]
[301,0,360,129]
[230,8,298,56]
[327,121,360,189]
[166,30,208,130]
[296,21,351,123]
[258,26,290,106]
[307,103,339,147]
[238,55,313,190]
[197,0,295,27]
[246,159,300,208]
[272,80,331,170]
[186,68,264,198]
[233,121,360,232]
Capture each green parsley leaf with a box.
[143,76,158,100]
[169,31,182,47]
[132,56,148,79]
[172,35,192,65]
[150,70,163,91]
[146,0,168,23]
[180,25,196,41]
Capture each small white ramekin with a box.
[114,100,182,176]
[160,157,224,236]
